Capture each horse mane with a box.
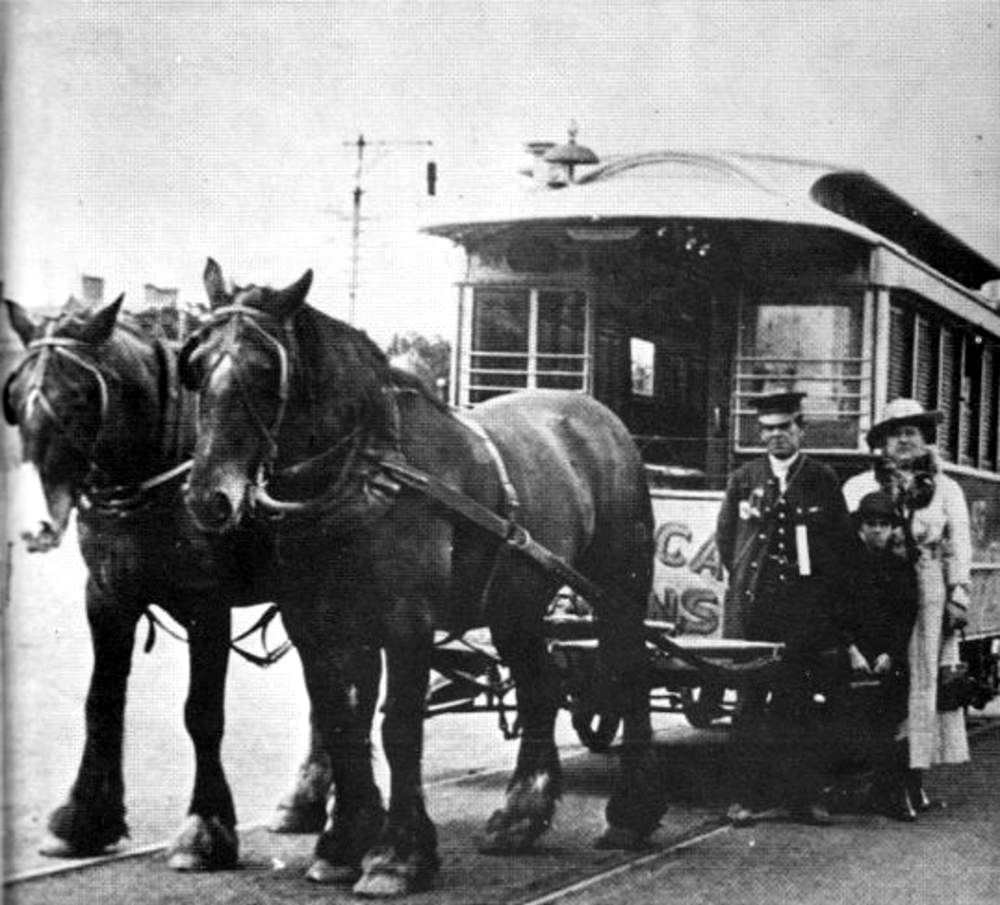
[291,307,402,443]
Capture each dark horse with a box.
[180,259,665,897]
[2,295,348,868]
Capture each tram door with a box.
[596,282,727,485]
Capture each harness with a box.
[190,304,782,680]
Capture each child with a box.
[842,490,919,819]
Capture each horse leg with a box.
[354,629,439,897]
[42,579,135,857]
[594,585,665,850]
[478,627,563,854]
[283,633,384,886]
[268,706,332,833]
[166,605,239,871]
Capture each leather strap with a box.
[371,454,781,680]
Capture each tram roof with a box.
[422,150,1000,292]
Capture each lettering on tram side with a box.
[648,496,728,637]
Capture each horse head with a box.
[181,258,393,533]
[3,294,165,549]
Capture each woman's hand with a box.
[848,644,871,673]
[872,653,892,675]
[945,585,970,633]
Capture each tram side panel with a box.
[648,489,727,638]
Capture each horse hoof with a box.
[594,825,651,851]
[306,858,359,884]
[39,834,115,859]
[353,845,438,898]
[166,815,238,871]
[476,809,545,854]
[269,801,327,834]
[353,868,431,899]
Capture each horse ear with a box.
[272,269,313,319]
[5,299,39,346]
[3,372,20,425]
[77,293,124,345]
[203,258,229,309]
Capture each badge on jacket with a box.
[739,487,765,521]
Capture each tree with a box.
[385,332,451,399]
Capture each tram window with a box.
[630,338,655,397]
[469,288,529,402]
[736,292,866,449]
[465,286,589,404]
[537,290,587,390]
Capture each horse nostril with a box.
[206,491,234,526]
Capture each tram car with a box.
[420,134,1000,728]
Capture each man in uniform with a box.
[716,391,852,825]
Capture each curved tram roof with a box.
[422,150,1000,294]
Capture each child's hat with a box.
[857,490,897,522]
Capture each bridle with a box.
[186,303,393,521]
[186,304,292,484]
[6,325,192,512]
[8,329,114,470]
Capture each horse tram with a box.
[5,139,1000,901]
[417,135,1000,736]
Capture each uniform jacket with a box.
[716,454,852,649]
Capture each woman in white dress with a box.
[842,398,972,819]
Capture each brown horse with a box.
[180,259,665,897]
[2,296,347,869]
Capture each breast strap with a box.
[453,412,521,522]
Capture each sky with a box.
[2,0,999,346]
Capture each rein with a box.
[369,454,782,682]
[142,603,293,667]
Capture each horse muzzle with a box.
[183,477,252,534]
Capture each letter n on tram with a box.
[422,136,1000,684]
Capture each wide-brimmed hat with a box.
[754,391,806,426]
[866,398,942,448]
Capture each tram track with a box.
[514,715,1000,905]
[2,756,526,886]
[6,716,997,902]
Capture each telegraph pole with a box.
[343,134,434,325]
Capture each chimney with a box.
[144,283,179,309]
[81,275,104,306]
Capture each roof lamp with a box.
[543,121,599,184]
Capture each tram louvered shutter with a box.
[913,315,938,410]
[888,306,913,400]
[980,345,996,470]
[938,327,957,462]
